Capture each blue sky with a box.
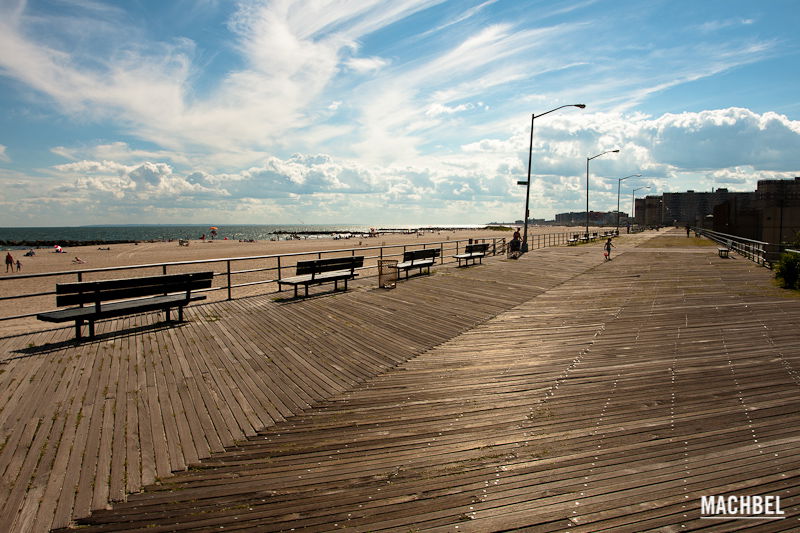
[0,0,799,226]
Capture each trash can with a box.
[378,259,398,289]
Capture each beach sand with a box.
[0,226,589,336]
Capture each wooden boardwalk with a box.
[2,231,799,531]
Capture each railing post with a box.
[226,260,232,300]
[440,242,444,263]
[277,256,282,281]
[163,265,167,275]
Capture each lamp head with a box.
[611,149,620,153]
[575,104,586,109]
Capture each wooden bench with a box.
[37,272,214,341]
[718,240,732,258]
[454,243,489,267]
[567,234,579,245]
[278,256,364,298]
[396,248,440,278]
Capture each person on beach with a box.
[5,252,13,272]
[72,257,86,264]
[603,238,614,261]
[15,259,21,272]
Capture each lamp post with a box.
[616,174,641,231]
[632,186,650,227]
[586,149,620,235]
[521,103,586,253]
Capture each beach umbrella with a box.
[209,226,218,230]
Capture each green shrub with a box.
[775,252,800,289]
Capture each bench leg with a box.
[304,285,308,297]
[75,320,83,341]
[178,306,184,322]
[165,308,171,322]
[88,320,95,339]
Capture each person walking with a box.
[603,238,615,261]
[5,252,13,273]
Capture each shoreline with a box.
[0,226,494,248]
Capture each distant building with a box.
[634,188,756,228]
[713,177,800,243]
[555,211,628,226]
[632,178,800,244]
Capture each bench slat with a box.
[278,271,357,285]
[56,277,213,307]
[294,257,364,277]
[55,272,212,293]
[396,259,435,269]
[38,294,199,323]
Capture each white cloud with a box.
[21,107,796,224]
[344,56,389,73]
[425,103,473,116]
[0,145,9,162]
[697,18,756,33]
[54,159,130,175]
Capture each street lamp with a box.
[632,185,651,227]
[521,103,586,253]
[586,149,620,235]
[616,174,642,231]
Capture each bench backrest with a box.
[402,248,440,263]
[465,243,489,254]
[295,256,364,277]
[55,272,214,307]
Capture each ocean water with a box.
[0,224,485,248]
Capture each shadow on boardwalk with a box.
[3,230,799,531]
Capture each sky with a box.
[0,0,799,227]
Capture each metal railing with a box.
[694,228,772,266]
[0,236,493,323]
[0,230,596,324]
